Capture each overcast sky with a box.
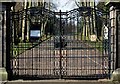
[53,0,77,11]
[52,0,99,12]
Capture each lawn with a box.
[87,41,104,52]
[11,35,52,57]
[75,34,104,52]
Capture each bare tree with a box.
[74,0,97,41]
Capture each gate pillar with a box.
[0,2,15,81]
[106,1,120,81]
[0,3,8,81]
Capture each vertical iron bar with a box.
[84,16,86,40]
[108,15,112,79]
[91,8,94,34]
[59,10,62,79]
[17,11,19,76]
[14,13,17,45]
[53,12,55,76]
[66,11,68,77]
[32,42,33,77]
[116,11,119,70]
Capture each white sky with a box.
[52,0,77,12]
[52,0,99,12]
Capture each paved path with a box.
[11,36,108,78]
[6,80,118,84]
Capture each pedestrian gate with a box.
[8,7,112,80]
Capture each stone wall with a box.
[14,2,23,12]
[106,2,120,73]
[106,0,120,70]
[109,6,116,73]
[0,3,6,68]
[0,3,3,68]
[3,6,6,68]
[116,10,120,68]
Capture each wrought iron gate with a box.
[8,7,111,80]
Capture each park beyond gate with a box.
[7,6,112,80]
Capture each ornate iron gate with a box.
[9,7,111,80]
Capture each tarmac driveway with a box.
[11,35,108,78]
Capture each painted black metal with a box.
[2,11,4,67]
[8,6,112,80]
[6,5,13,80]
